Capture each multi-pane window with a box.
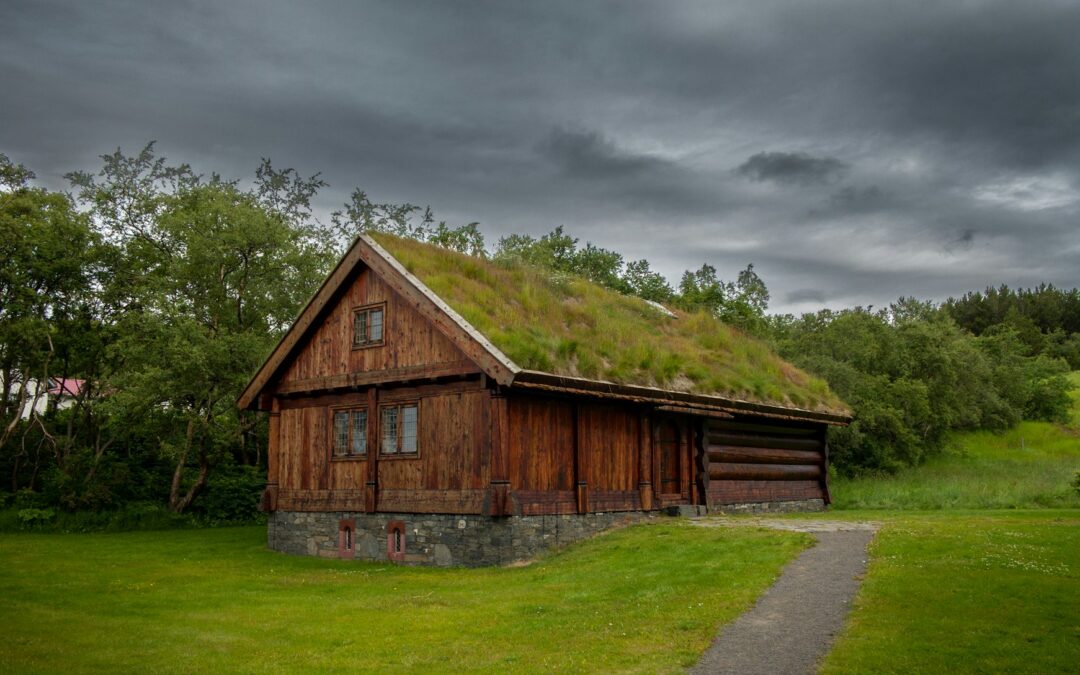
[352,304,384,348]
[380,403,419,455]
[331,407,367,457]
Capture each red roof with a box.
[47,378,85,397]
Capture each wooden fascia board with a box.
[358,234,520,386]
[511,370,851,426]
[236,236,369,411]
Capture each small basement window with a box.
[338,518,356,559]
[387,520,406,562]
[352,303,385,349]
[380,402,419,456]
[331,407,367,458]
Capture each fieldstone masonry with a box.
[712,498,826,515]
[269,499,825,566]
[268,510,657,567]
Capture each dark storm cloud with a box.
[736,152,849,186]
[786,288,827,305]
[945,229,977,254]
[539,128,668,180]
[2,0,1079,312]
[825,186,890,215]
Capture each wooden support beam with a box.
[486,391,510,516]
[695,420,710,510]
[708,462,822,481]
[364,387,378,513]
[707,446,824,465]
[573,403,588,514]
[637,413,653,511]
[821,429,832,505]
[275,360,477,396]
[707,432,824,452]
[686,419,697,505]
[261,398,281,512]
[656,405,733,419]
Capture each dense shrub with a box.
[192,465,265,524]
[773,307,1075,476]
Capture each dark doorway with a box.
[659,420,682,495]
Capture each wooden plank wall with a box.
[579,403,641,511]
[506,395,646,515]
[274,386,489,513]
[705,419,827,506]
[280,268,468,384]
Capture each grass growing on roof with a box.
[372,233,845,414]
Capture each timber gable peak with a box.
[237,234,519,411]
[239,234,848,426]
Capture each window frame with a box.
[329,405,369,461]
[351,302,386,350]
[378,400,420,459]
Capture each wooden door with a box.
[658,420,682,495]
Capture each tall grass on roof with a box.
[375,233,846,414]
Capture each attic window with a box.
[380,402,418,456]
[352,304,385,349]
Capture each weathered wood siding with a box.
[579,403,642,511]
[273,385,490,513]
[280,268,471,385]
[505,395,660,514]
[704,419,827,505]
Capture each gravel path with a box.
[690,519,877,675]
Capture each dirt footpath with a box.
[690,518,877,675]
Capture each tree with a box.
[622,259,674,302]
[428,221,486,256]
[677,262,769,333]
[67,145,333,512]
[0,154,98,493]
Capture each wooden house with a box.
[239,234,849,566]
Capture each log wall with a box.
[704,419,828,506]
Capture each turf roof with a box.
[372,233,847,415]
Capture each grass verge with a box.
[0,521,810,673]
[820,511,1079,674]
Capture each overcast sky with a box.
[3,1,1079,313]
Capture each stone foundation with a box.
[268,510,655,567]
[269,499,824,566]
[711,498,826,515]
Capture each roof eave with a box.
[510,370,851,426]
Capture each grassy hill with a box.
[832,372,1080,510]
[372,233,846,414]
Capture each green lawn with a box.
[0,521,810,673]
[821,510,1080,674]
[821,377,1079,671]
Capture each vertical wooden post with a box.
[365,387,378,513]
[573,403,589,514]
[685,419,697,505]
[487,391,510,516]
[820,425,832,506]
[695,419,710,510]
[637,412,653,511]
[262,397,280,512]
